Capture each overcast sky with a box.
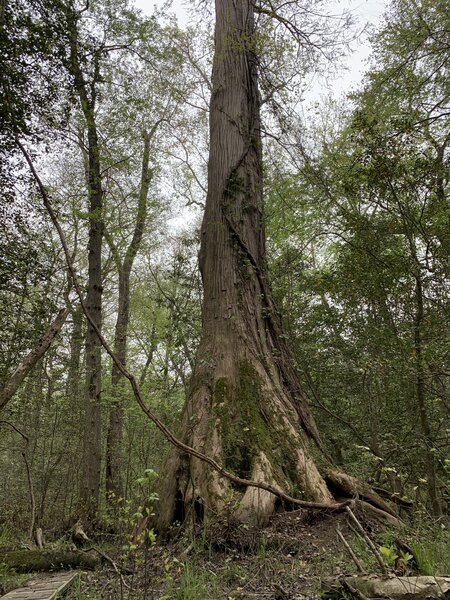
[131,0,388,231]
[134,0,388,99]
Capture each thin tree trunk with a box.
[66,9,104,520]
[138,320,157,388]
[105,268,130,502]
[105,131,152,503]
[0,307,69,412]
[79,131,103,521]
[414,275,440,515]
[66,303,83,400]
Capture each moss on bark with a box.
[0,550,99,572]
[213,362,271,479]
[212,360,303,493]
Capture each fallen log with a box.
[0,549,100,572]
[324,575,450,600]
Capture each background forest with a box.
[0,0,449,597]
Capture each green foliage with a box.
[171,561,218,600]
[266,0,449,513]
[0,208,61,388]
[0,561,33,596]
[379,545,398,566]
[0,0,448,559]
[0,526,14,550]
[410,523,450,575]
[0,0,72,148]
[68,577,103,600]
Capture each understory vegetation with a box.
[0,0,448,597]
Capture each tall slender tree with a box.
[64,6,104,520]
[105,130,153,503]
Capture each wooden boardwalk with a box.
[1,572,80,600]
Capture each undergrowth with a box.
[0,524,14,549]
[0,561,33,596]
[2,514,449,599]
[409,521,449,575]
[0,525,33,594]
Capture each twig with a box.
[84,547,132,587]
[274,583,291,599]
[347,521,361,536]
[345,507,388,575]
[336,528,364,573]
[22,450,36,540]
[180,541,195,557]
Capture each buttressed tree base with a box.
[154,0,395,532]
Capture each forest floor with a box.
[64,511,392,599]
[1,510,448,599]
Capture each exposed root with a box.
[353,499,403,528]
[326,471,399,518]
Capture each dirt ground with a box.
[66,509,384,599]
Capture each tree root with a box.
[326,471,399,519]
[353,499,403,527]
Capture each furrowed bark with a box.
[154,0,342,531]
[153,0,401,532]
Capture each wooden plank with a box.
[1,572,80,600]
[2,592,46,598]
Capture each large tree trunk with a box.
[154,0,335,531]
